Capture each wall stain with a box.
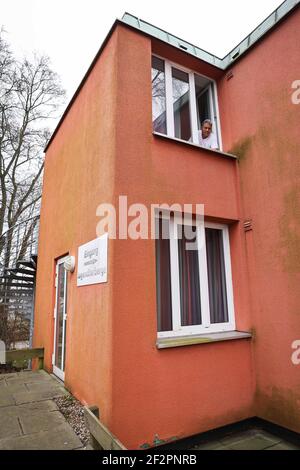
[139,404,255,449]
[228,136,253,162]
[249,327,256,341]
[278,185,300,273]
[255,386,300,433]
[227,84,300,276]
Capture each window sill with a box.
[156,331,252,349]
[153,132,237,160]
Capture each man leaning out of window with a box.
[198,119,219,150]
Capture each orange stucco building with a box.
[33,1,300,449]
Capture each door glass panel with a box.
[55,263,66,370]
[62,275,67,370]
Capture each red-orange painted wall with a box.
[218,8,300,433]
[34,29,120,426]
[34,24,255,449]
[34,10,299,448]
[109,27,254,448]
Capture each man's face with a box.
[201,123,212,138]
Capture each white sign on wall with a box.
[77,234,108,286]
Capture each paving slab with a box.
[25,381,64,393]
[0,391,15,407]
[266,442,300,450]
[223,432,283,450]
[0,423,82,450]
[0,400,58,417]
[5,373,54,385]
[20,409,66,435]
[192,440,229,450]
[186,427,300,451]
[0,373,19,380]
[18,399,59,413]
[221,429,280,447]
[0,371,82,449]
[2,383,28,393]
[13,387,67,405]
[0,415,21,439]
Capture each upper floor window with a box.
[151,56,221,150]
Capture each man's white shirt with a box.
[198,131,218,149]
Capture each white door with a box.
[53,257,68,381]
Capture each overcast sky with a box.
[1,0,284,111]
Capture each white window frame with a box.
[157,213,235,338]
[152,55,222,151]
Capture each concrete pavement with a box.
[0,370,84,450]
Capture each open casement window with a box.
[151,55,221,149]
[155,214,235,338]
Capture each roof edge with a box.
[122,1,300,69]
[121,12,224,68]
[222,0,300,67]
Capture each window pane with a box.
[178,225,201,326]
[156,218,172,331]
[152,57,167,134]
[205,228,228,324]
[197,90,210,129]
[172,68,191,141]
[195,75,211,129]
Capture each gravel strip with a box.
[53,395,90,447]
[0,364,23,374]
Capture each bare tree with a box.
[0,30,65,351]
[0,30,65,267]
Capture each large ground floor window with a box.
[155,213,235,337]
